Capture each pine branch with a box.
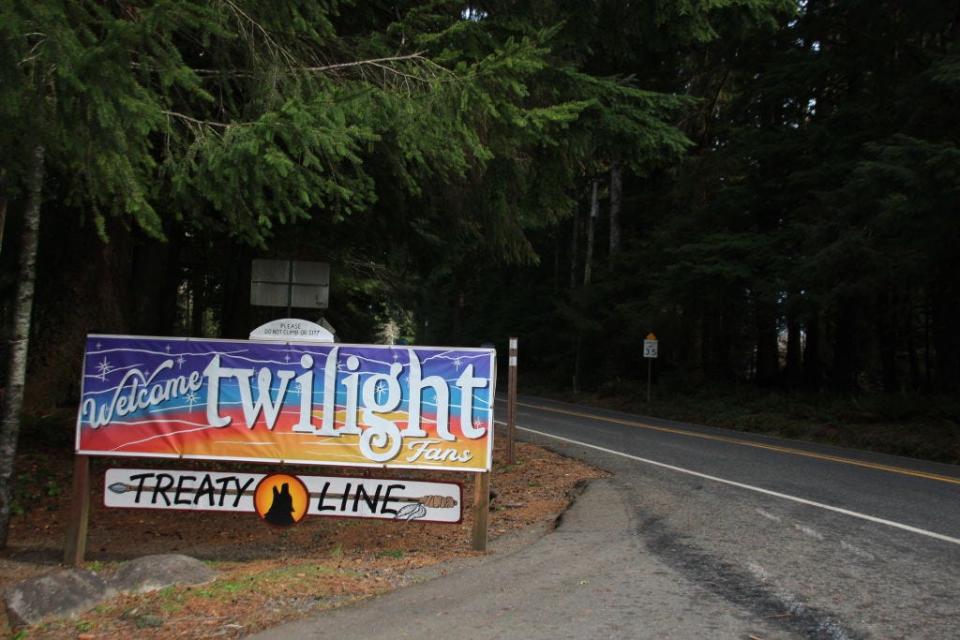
[161,110,233,130]
[187,52,447,79]
[216,0,297,68]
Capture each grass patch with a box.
[192,580,246,598]
[190,563,340,602]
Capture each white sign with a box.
[249,318,335,343]
[104,468,462,523]
[643,340,658,359]
[104,469,260,512]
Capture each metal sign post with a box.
[507,337,518,465]
[643,333,658,403]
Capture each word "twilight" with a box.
[81,347,488,464]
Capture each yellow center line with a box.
[517,401,960,486]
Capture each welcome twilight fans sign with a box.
[76,335,496,472]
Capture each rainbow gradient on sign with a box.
[76,335,496,472]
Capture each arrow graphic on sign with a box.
[106,482,458,508]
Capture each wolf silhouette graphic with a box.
[263,482,295,525]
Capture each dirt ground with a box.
[0,439,606,638]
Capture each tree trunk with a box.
[131,230,179,335]
[784,302,802,390]
[754,294,780,387]
[923,296,933,393]
[552,229,560,293]
[831,298,859,392]
[583,180,598,286]
[802,311,822,391]
[572,333,582,395]
[931,274,960,392]
[906,297,920,392]
[190,271,204,338]
[568,208,579,290]
[452,290,465,343]
[0,144,45,548]
[699,308,712,380]
[0,189,7,257]
[877,291,899,394]
[220,241,252,339]
[609,162,622,258]
[715,302,734,381]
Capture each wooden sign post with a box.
[63,455,90,566]
[471,471,490,551]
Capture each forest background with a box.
[2,0,959,497]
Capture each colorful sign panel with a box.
[77,335,495,472]
[104,468,462,523]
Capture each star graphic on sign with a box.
[374,381,388,402]
[176,354,186,369]
[96,357,112,381]
[95,342,102,350]
[165,345,171,353]
[285,353,291,363]
[454,357,463,371]
[184,391,199,409]
[473,418,485,431]
[392,352,399,362]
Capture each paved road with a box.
[256,396,960,639]
[510,396,960,542]
[253,480,800,640]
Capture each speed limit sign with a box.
[643,333,658,359]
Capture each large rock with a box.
[4,568,115,627]
[109,554,217,594]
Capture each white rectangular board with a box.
[104,468,462,523]
[643,340,658,359]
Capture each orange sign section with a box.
[254,474,310,525]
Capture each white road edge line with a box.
[503,421,960,547]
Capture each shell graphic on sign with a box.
[254,474,309,526]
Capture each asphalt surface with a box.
[510,396,960,542]
[255,395,960,639]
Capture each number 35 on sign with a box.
[643,333,658,359]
